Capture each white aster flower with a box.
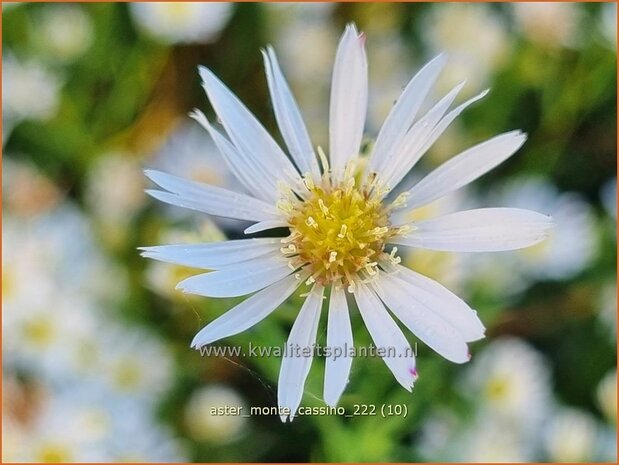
[2,55,62,134]
[86,152,146,227]
[418,410,532,462]
[129,2,233,45]
[14,382,185,462]
[184,385,247,443]
[2,158,63,216]
[513,2,582,50]
[465,338,552,432]
[422,3,510,95]
[142,24,552,421]
[458,415,530,462]
[33,4,94,63]
[92,325,174,404]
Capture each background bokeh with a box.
[2,2,617,462]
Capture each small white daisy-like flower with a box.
[422,3,510,95]
[129,2,233,45]
[142,25,553,421]
[513,2,582,50]
[184,385,247,443]
[2,55,62,135]
[464,337,552,431]
[32,4,94,63]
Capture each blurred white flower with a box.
[2,158,63,216]
[12,387,108,462]
[3,204,127,380]
[2,55,62,137]
[544,407,598,462]
[3,292,100,383]
[459,415,530,462]
[465,338,552,432]
[86,152,146,244]
[2,205,123,304]
[597,368,617,425]
[417,410,459,460]
[422,3,510,95]
[130,2,233,45]
[107,410,187,462]
[184,385,247,443]
[33,4,94,62]
[13,383,185,462]
[418,409,531,461]
[92,325,174,404]
[513,2,582,50]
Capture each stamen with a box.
[281,169,399,289]
[390,192,409,209]
[318,199,330,216]
[305,216,319,228]
[302,173,315,191]
[317,146,330,173]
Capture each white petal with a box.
[391,265,485,342]
[329,24,368,181]
[189,109,274,202]
[177,255,293,298]
[323,287,353,407]
[145,170,281,222]
[392,208,553,252]
[401,131,527,212]
[199,66,302,200]
[139,238,280,269]
[365,54,446,183]
[262,47,320,180]
[414,88,489,160]
[191,273,305,348]
[378,81,465,191]
[373,273,470,363]
[278,285,324,422]
[244,220,289,235]
[354,282,416,390]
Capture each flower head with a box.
[142,24,552,421]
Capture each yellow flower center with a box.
[486,376,510,401]
[281,172,405,291]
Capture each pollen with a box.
[282,174,400,289]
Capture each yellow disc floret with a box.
[282,173,401,291]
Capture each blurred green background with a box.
[3,2,617,462]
